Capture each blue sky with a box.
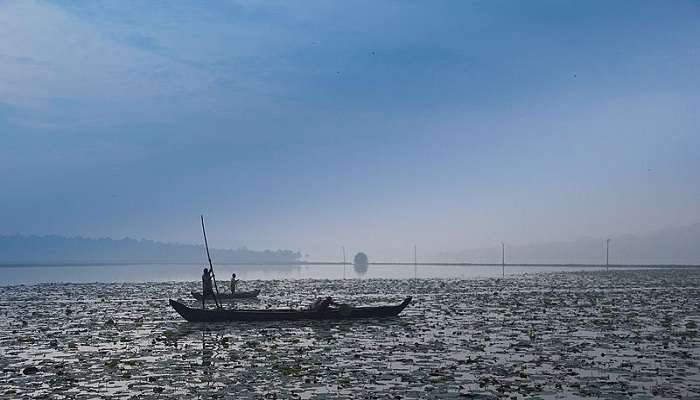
[1,0,699,260]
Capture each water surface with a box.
[1,268,699,398]
[0,263,628,285]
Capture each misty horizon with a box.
[2,221,698,265]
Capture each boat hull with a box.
[190,289,260,301]
[169,297,412,322]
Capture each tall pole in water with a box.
[413,244,417,280]
[200,215,221,309]
[501,242,505,278]
[606,238,611,271]
[342,246,346,279]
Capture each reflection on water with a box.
[0,263,641,285]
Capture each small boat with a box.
[169,297,412,322]
[190,289,260,301]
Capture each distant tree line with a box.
[0,235,302,264]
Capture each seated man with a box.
[310,298,323,311]
[310,296,338,312]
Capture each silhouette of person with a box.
[201,268,220,309]
[230,273,239,294]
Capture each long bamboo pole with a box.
[201,215,221,308]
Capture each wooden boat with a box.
[190,289,260,301]
[169,297,412,322]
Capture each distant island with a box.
[0,235,302,265]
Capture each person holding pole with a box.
[230,273,239,294]
[200,215,222,309]
[201,267,220,309]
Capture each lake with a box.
[0,268,699,398]
[0,263,634,285]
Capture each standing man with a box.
[230,273,239,294]
[202,267,220,309]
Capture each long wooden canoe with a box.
[190,289,260,301]
[169,297,412,322]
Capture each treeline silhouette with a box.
[0,235,302,264]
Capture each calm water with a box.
[0,263,625,285]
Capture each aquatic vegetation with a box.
[0,269,699,398]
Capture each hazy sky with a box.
[1,0,699,261]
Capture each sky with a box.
[1,0,699,261]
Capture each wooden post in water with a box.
[501,242,505,278]
[605,238,611,271]
[201,215,221,309]
[342,246,346,279]
[413,245,417,280]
